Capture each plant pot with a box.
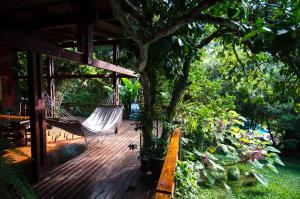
[140,158,151,172]
[151,157,165,180]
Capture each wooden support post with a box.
[113,43,120,133]
[46,56,55,117]
[77,23,93,64]
[0,51,18,111]
[27,52,47,180]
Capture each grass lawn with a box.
[198,157,300,199]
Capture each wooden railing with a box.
[0,114,30,120]
[155,128,182,199]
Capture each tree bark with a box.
[140,70,154,153]
[161,56,192,140]
[266,118,276,146]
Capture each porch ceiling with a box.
[0,0,134,45]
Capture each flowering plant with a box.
[176,111,284,194]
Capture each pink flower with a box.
[252,150,264,160]
[202,155,209,164]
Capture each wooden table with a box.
[0,115,30,143]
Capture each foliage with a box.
[107,0,300,169]
[0,139,36,198]
[176,111,284,198]
[196,158,300,199]
[119,78,141,118]
[195,41,300,151]
[177,58,235,150]
[151,137,168,159]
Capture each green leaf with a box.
[209,160,225,171]
[194,150,205,158]
[223,182,231,191]
[205,152,218,161]
[253,173,268,187]
[178,38,184,46]
[220,144,228,153]
[274,157,285,166]
[181,137,189,145]
[207,146,216,154]
[265,146,281,153]
[266,163,278,173]
[195,161,205,169]
[242,30,258,41]
[239,138,250,143]
[251,159,264,169]
[203,169,216,184]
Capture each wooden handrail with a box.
[155,128,181,199]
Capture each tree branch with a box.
[109,0,142,42]
[232,44,246,74]
[143,0,222,45]
[161,29,224,140]
[122,0,145,21]
[195,14,239,29]
[196,28,227,49]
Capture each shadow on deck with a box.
[33,120,155,199]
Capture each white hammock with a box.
[44,93,123,144]
[82,105,123,133]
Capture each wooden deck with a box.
[33,120,152,199]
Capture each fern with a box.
[0,139,36,199]
[223,182,237,199]
[226,189,237,199]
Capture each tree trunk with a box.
[161,56,192,141]
[266,118,276,146]
[140,70,154,154]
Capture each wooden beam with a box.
[77,23,93,62]
[113,42,120,134]
[27,51,47,180]
[50,74,111,79]
[58,39,120,48]
[0,27,137,77]
[17,73,134,80]
[112,42,120,106]
[0,0,65,12]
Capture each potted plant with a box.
[150,138,167,180]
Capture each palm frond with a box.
[0,139,36,199]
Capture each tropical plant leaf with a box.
[223,182,231,191]
[253,173,268,187]
[266,163,278,173]
[251,159,264,169]
[203,169,216,184]
[241,30,258,41]
[274,157,285,166]
[194,150,205,158]
[209,159,225,171]
[220,144,229,153]
[265,146,281,153]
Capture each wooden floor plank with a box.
[33,122,133,192]
[32,120,150,199]
[36,128,135,198]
